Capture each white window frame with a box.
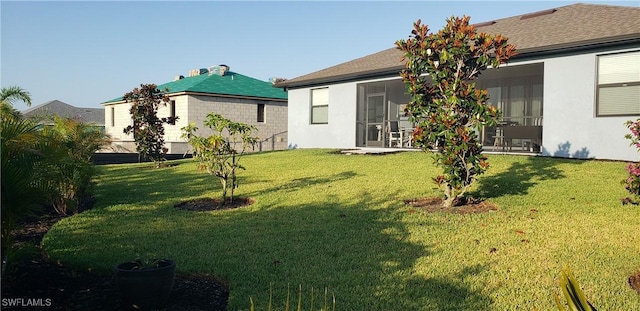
[596,51,640,117]
[311,88,329,124]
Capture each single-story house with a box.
[103,65,288,154]
[22,99,105,129]
[275,3,640,161]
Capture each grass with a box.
[43,149,640,310]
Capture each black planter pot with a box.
[114,259,176,310]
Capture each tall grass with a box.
[43,149,640,310]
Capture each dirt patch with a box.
[630,271,640,294]
[174,197,254,211]
[404,197,498,214]
[2,214,229,311]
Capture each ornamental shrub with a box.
[123,84,177,168]
[622,118,640,205]
[181,113,258,203]
[395,16,516,208]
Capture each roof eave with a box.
[514,33,640,58]
[275,66,405,90]
[102,91,287,105]
[183,91,287,102]
[276,34,640,89]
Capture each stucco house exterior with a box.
[275,3,640,161]
[103,65,288,154]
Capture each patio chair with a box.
[387,121,402,147]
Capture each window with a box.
[257,103,265,123]
[597,51,640,116]
[110,107,115,127]
[311,88,328,124]
[169,100,176,124]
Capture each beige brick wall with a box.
[186,95,288,152]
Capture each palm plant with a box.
[39,116,111,215]
[0,86,32,121]
[1,117,47,268]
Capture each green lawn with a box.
[43,149,640,310]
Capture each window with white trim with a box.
[596,51,640,116]
[311,88,328,124]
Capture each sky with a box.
[2,0,639,111]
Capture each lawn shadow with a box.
[472,155,584,199]
[93,160,221,207]
[174,190,494,310]
[399,264,493,310]
[273,171,358,193]
[51,160,495,310]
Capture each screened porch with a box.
[355,63,544,153]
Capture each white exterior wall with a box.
[103,102,135,152]
[542,46,639,161]
[286,47,639,161]
[287,81,358,149]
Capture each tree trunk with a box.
[219,178,227,202]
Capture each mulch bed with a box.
[630,271,640,295]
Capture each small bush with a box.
[622,119,640,205]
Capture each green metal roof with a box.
[104,71,287,103]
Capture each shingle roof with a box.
[22,100,104,125]
[276,3,640,89]
[104,70,287,104]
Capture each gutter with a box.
[101,91,287,106]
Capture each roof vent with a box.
[189,69,200,77]
[218,65,229,76]
[269,77,287,85]
[473,21,496,27]
[206,64,230,76]
[520,9,557,20]
[174,75,184,81]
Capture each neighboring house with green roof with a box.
[275,3,640,161]
[22,99,105,128]
[103,65,288,154]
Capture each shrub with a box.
[0,117,47,268]
[181,113,258,203]
[622,118,640,205]
[38,116,111,215]
[123,84,177,168]
[395,16,516,208]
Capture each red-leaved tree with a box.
[396,16,517,208]
[123,84,177,168]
